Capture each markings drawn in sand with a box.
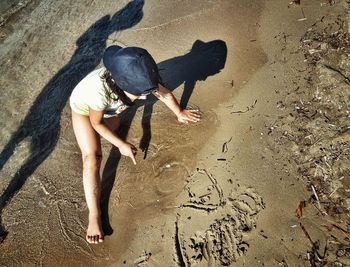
[175,169,265,266]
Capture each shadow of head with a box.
[158,39,227,91]
[76,0,144,48]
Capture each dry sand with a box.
[0,0,349,266]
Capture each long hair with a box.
[101,69,133,106]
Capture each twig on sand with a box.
[311,202,327,216]
[300,223,314,245]
[311,185,321,209]
[222,137,232,153]
[300,223,327,266]
[231,100,257,114]
[231,108,250,114]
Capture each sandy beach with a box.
[0,0,349,266]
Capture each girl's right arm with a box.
[89,107,137,164]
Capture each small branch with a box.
[222,137,232,153]
[311,185,321,210]
[231,100,257,114]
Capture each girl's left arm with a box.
[152,84,201,124]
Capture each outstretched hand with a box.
[119,142,137,165]
[177,109,201,124]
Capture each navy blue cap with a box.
[103,45,160,95]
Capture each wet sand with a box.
[0,0,349,266]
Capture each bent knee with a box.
[82,153,102,170]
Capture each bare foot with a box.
[86,214,104,244]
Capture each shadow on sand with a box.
[0,0,145,241]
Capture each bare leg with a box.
[72,111,103,244]
[72,112,121,244]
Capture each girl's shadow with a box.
[101,39,227,235]
[0,0,145,242]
